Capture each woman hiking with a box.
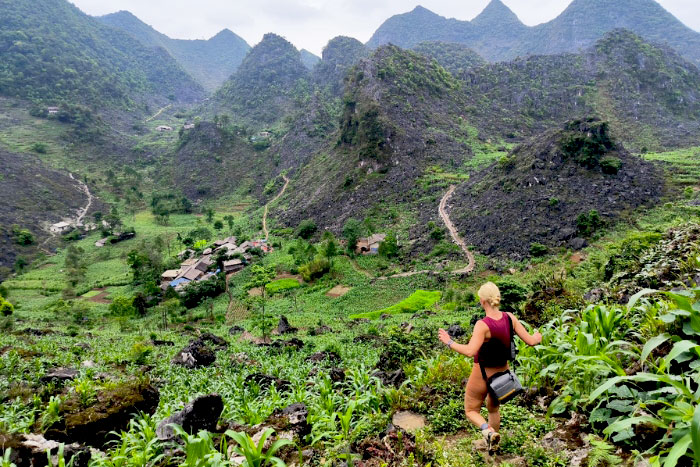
[438,282,542,452]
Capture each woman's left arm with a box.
[438,322,487,358]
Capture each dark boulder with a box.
[371,369,406,387]
[172,339,216,368]
[310,325,332,335]
[266,403,311,439]
[156,394,224,441]
[308,367,346,383]
[268,338,304,350]
[198,332,227,349]
[245,373,291,392]
[568,237,588,250]
[151,339,174,346]
[40,368,79,385]
[0,434,90,467]
[228,326,245,335]
[306,351,341,365]
[277,316,297,334]
[44,381,159,448]
[446,324,466,339]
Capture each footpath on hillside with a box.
[263,175,290,241]
[377,184,475,280]
[40,173,93,252]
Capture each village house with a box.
[194,256,214,273]
[161,270,181,282]
[47,107,59,115]
[356,233,387,255]
[183,123,195,130]
[223,259,244,273]
[50,221,72,234]
[156,125,173,132]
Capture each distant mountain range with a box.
[0,0,204,108]
[98,11,251,92]
[368,0,700,66]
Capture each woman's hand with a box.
[438,328,452,346]
[533,331,543,345]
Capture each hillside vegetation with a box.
[0,0,204,109]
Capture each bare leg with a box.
[486,394,501,432]
[464,364,488,428]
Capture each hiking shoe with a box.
[482,429,501,455]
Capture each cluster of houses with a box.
[356,233,387,255]
[160,236,272,292]
[156,123,195,133]
[50,220,98,236]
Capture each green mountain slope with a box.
[313,36,369,95]
[213,33,310,126]
[368,0,700,66]
[462,29,700,151]
[300,49,321,70]
[0,0,204,108]
[98,11,250,92]
[412,42,486,75]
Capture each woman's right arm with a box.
[508,313,542,346]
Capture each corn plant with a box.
[225,428,292,467]
[40,395,62,431]
[2,449,16,467]
[92,413,164,467]
[588,288,700,466]
[172,425,229,467]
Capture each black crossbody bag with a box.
[480,313,524,404]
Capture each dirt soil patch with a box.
[248,287,263,297]
[84,288,111,304]
[326,285,351,298]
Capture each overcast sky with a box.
[70,0,700,56]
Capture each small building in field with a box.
[50,221,72,234]
[161,270,181,281]
[194,256,214,273]
[183,123,195,130]
[177,267,203,282]
[47,107,59,115]
[356,233,387,255]
[223,259,244,273]
[156,125,173,132]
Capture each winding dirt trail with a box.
[40,173,93,252]
[262,175,289,241]
[439,185,475,274]
[377,184,474,280]
[145,104,172,123]
[69,173,93,225]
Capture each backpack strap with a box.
[506,312,517,369]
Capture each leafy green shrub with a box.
[378,232,399,257]
[12,226,34,246]
[109,296,136,317]
[493,279,528,313]
[296,219,317,239]
[129,342,153,365]
[31,142,48,154]
[529,242,548,257]
[577,209,604,237]
[180,274,225,309]
[0,296,14,316]
[350,290,441,319]
[428,397,467,434]
[299,257,331,282]
[684,187,695,199]
[498,154,516,170]
[600,156,622,175]
[559,119,614,169]
[265,278,300,294]
[549,198,559,207]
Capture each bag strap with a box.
[506,312,517,369]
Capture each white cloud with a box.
[69,0,700,55]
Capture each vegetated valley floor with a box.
[2,96,700,465]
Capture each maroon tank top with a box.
[475,313,512,366]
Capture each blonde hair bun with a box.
[478,282,501,307]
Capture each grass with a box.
[265,278,300,294]
[641,146,700,186]
[349,289,442,320]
